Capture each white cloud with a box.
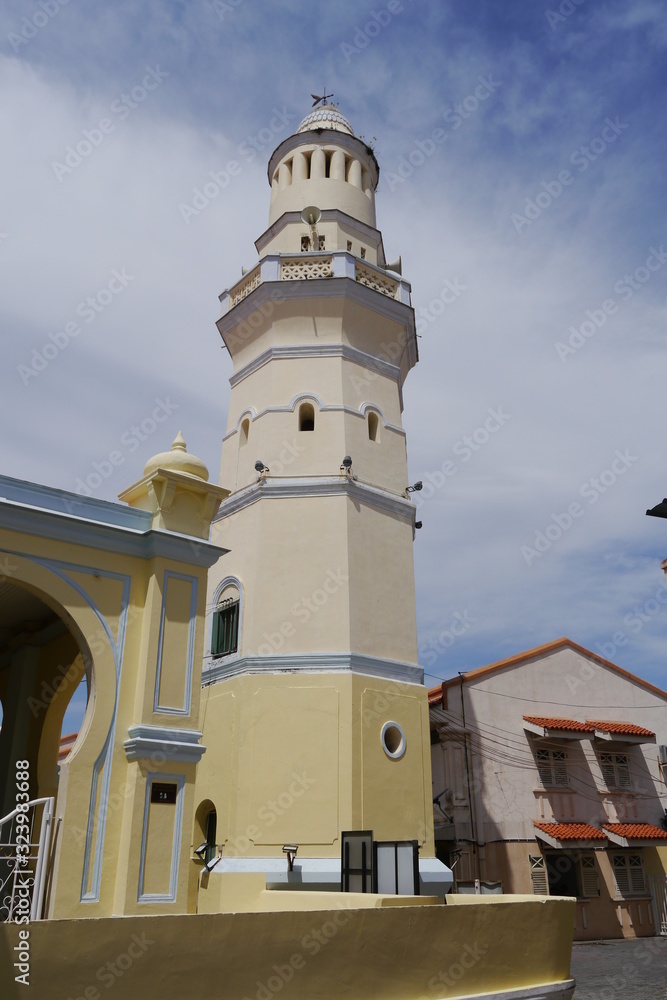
[2,3,667,710]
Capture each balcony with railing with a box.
[220,252,411,314]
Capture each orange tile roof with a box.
[428,684,445,707]
[58,732,77,762]
[602,823,667,840]
[426,637,667,701]
[587,721,655,737]
[524,715,595,732]
[535,822,607,841]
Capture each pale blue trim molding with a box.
[202,652,423,687]
[254,208,384,257]
[227,343,401,391]
[232,407,258,432]
[288,390,325,411]
[0,474,151,530]
[201,856,453,899]
[137,773,185,904]
[359,401,386,423]
[213,476,415,523]
[217,279,416,370]
[0,495,225,567]
[153,571,198,716]
[124,725,206,764]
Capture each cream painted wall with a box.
[195,672,435,861]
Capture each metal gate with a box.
[0,797,54,922]
[649,874,667,936]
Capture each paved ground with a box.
[571,937,667,999]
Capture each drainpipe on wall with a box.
[459,672,481,882]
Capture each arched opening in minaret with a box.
[368,411,380,442]
[299,402,315,432]
[240,418,250,446]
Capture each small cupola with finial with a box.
[119,432,229,539]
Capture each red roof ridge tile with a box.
[534,821,607,840]
[602,822,667,839]
[524,715,594,731]
[586,720,655,737]
[426,637,667,701]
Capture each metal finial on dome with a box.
[311,89,334,107]
[172,431,187,452]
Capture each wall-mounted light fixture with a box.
[283,844,299,872]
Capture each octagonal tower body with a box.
[196,106,448,895]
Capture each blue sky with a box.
[1,0,667,734]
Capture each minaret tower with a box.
[195,104,448,894]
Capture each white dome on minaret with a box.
[297,105,354,135]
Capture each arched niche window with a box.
[194,800,217,865]
[211,583,240,657]
[299,401,315,432]
[239,418,250,446]
[368,411,380,442]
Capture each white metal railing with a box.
[0,797,54,922]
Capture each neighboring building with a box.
[429,637,667,938]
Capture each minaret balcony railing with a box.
[228,265,262,308]
[280,254,334,281]
[354,261,399,298]
[221,252,412,314]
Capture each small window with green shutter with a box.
[212,599,239,657]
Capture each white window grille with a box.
[612,853,646,896]
[600,752,631,789]
[536,748,569,787]
[529,855,548,895]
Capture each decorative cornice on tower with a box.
[212,475,418,525]
[254,208,385,260]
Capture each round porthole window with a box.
[381,721,406,760]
